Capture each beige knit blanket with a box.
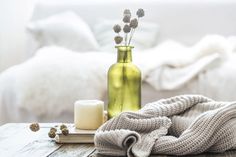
[94,95,236,157]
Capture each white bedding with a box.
[0,35,234,124]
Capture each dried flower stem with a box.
[125,34,127,46]
[128,29,134,45]
[118,33,121,45]
[128,18,139,46]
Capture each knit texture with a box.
[94,95,236,157]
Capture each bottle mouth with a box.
[115,46,134,52]
[115,45,134,49]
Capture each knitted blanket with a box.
[94,95,236,157]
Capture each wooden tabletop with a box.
[0,123,236,157]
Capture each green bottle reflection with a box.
[108,46,141,119]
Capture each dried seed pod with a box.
[113,24,121,33]
[136,8,145,18]
[62,128,69,136]
[50,127,57,132]
[114,36,123,44]
[60,124,67,131]
[48,130,56,138]
[29,123,40,132]
[123,9,131,16]
[123,15,131,23]
[130,18,138,29]
[123,24,131,33]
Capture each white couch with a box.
[0,0,236,124]
[28,0,236,102]
[26,0,236,102]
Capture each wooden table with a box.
[0,123,236,157]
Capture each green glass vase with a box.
[107,46,141,119]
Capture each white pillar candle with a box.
[74,100,104,130]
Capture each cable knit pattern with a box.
[94,95,236,157]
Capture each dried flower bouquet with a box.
[113,8,145,46]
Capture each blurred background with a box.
[0,0,35,72]
[0,0,236,124]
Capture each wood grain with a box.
[15,140,62,157]
[0,123,61,157]
[0,123,236,157]
[90,151,236,157]
[49,144,95,157]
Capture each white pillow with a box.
[92,19,160,51]
[26,11,99,53]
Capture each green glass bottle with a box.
[108,46,141,119]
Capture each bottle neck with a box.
[116,46,133,63]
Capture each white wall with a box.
[0,0,36,72]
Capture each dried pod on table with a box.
[29,123,40,132]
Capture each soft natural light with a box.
[0,0,236,156]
